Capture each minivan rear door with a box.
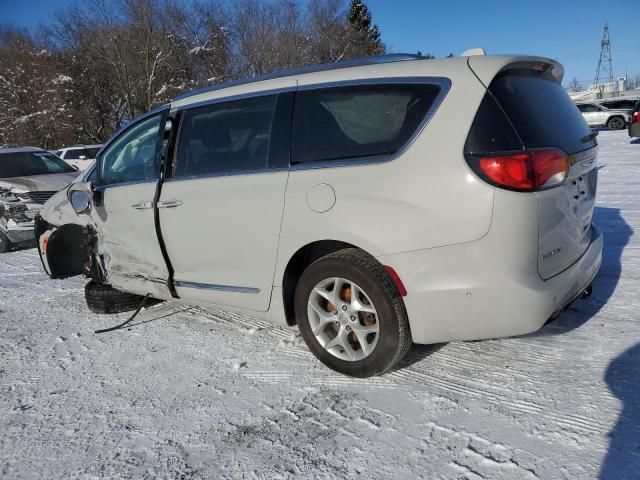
[159,87,295,312]
[469,60,599,279]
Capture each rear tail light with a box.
[467,148,569,192]
[633,112,640,124]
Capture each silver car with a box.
[0,147,78,252]
[575,102,631,130]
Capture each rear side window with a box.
[85,147,101,158]
[577,104,600,113]
[489,70,595,154]
[64,149,87,160]
[174,95,277,177]
[291,83,441,165]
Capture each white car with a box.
[575,102,631,130]
[55,145,102,171]
[35,52,602,377]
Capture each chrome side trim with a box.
[167,77,451,179]
[174,280,260,294]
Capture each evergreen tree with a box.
[347,0,384,55]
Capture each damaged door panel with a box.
[87,110,172,300]
[38,110,173,299]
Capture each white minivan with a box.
[35,53,602,377]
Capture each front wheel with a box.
[607,116,625,130]
[294,248,412,377]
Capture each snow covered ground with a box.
[1,130,639,479]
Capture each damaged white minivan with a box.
[35,52,603,377]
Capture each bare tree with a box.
[0,0,390,148]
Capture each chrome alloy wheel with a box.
[307,277,380,361]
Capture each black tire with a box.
[84,281,162,314]
[294,248,412,377]
[607,116,625,130]
[0,231,13,253]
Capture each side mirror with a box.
[67,182,92,215]
[79,155,87,160]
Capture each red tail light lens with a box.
[633,112,640,124]
[475,148,569,191]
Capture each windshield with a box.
[0,151,76,178]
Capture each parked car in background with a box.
[55,145,102,171]
[598,98,637,111]
[629,99,640,138]
[575,102,631,130]
[0,147,78,252]
[36,52,602,377]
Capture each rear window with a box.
[291,83,441,165]
[489,70,595,154]
[0,151,76,178]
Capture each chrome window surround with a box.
[165,76,451,183]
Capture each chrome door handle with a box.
[131,201,154,210]
[157,200,183,209]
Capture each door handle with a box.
[131,201,154,210]
[157,199,183,209]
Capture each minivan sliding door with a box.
[159,87,295,312]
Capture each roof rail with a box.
[173,53,426,101]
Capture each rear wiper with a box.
[581,130,599,143]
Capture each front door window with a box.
[99,114,163,185]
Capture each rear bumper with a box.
[379,224,603,345]
[629,122,640,138]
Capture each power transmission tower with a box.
[594,23,617,98]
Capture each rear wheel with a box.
[0,231,13,253]
[607,116,625,130]
[294,248,412,377]
[85,281,162,314]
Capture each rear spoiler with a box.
[467,55,564,87]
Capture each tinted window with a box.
[577,104,599,113]
[464,93,523,154]
[291,83,441,165]
[85,147,101,158]
[490,71,595,154]
[99,114,162,185]
[0,151,76,178]
[64,149,88,160]
[601,100,636,110]
[174,95,277,177]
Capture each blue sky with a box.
[2,0,638,84]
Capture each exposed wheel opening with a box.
[46,224,90,279]
[282,240,355,326]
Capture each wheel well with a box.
[608,115,625,124]
[282,240,356,326]
[46,224,90,279]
